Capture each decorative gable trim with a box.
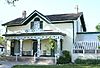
[21,10,51,25]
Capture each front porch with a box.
[72,41,100,62]
[4,32,65,58]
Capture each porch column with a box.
[20,39,23,56]
[6,40,11,56]
[37,39,41,57]
[57,38,61,57]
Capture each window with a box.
[31,17,40,29]
[73,50,83,53]
[31,17,43,31]
[34,18,40,21]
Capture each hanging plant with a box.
[48,37,56,50]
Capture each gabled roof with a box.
[2,18,26,26]
[46,12,82,21]
[2,10,83,26]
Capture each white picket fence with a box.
[72,41,100,62]
[73,41,100,50]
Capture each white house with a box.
[2,10,87,61]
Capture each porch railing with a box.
[74,41,100,49]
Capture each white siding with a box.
[76,33,100,41]
[23,40,33,51]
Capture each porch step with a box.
[34,57,55,65]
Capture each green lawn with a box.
[12,64,100,68]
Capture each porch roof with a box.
[3,32,66,37]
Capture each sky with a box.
[0,0,100,34]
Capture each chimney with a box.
[22,10,26,18]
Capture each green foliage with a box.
[96,23,100,31]
[98,46,100,49]
[96,23,100,41]
[98,35,100,41]
[0,36,5,45]
[44,37,56,51]
[57,50,71,64]
[48,37,56,50]
[75,59,100,64]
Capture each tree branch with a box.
[6,0,19,6]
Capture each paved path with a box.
[0,60,53,68]
[0,61,32,68]
[0,60,54,68]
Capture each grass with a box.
[12,64,100,68]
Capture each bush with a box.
[57,50,71,64]
[75,59,100,64]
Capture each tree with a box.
[48,37,56,50]
[0,36,5,45]
[48,37,56,56]
[96,23,100,31]
[96,23,100,41]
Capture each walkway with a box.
[0,59,54,68]
[0,61,32,68]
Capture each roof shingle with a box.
[46,12,82,21]
[2,10,82,26]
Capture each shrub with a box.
[75,59,100,64]
[57,50,71,64]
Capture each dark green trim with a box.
[3,32,66,37]
[40,21,43,29]
[80,15,86,32]
[77,32,100,34]
[73,23,74,43]
[60,39,63,50]
[76,21,78,32]
[31,21,34,29]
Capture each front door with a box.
[33,41,37,56]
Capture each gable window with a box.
[31,17,43,31]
